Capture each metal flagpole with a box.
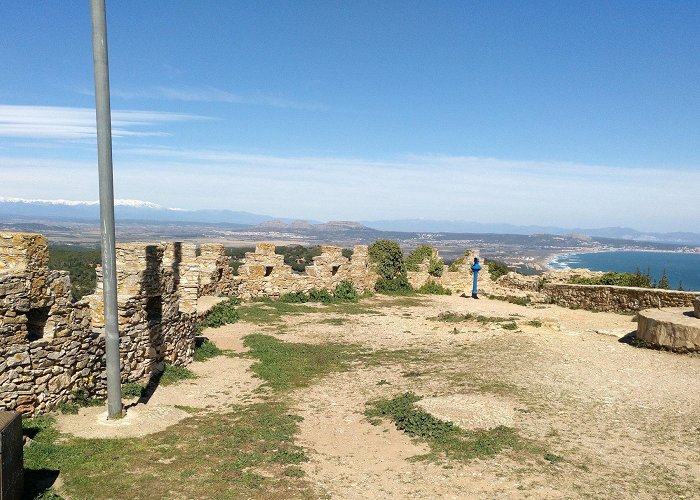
[90,0,122,419]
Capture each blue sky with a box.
[1,1,698,231]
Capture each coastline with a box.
[541,247,700,272]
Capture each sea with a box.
[549,251,700,292]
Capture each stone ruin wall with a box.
[0,234,382,414]
[406,249,491,294]
[0,233,209,415]
[234,243,376,299]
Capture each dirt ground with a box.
[56,294,700,498]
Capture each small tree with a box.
[658,269,670,289]
[368,240,411,292]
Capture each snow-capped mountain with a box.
[0,197,272,225]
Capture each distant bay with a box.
[549,251,700,291]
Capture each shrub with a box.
[448,251,471,272]
[569,270,653,288]
[279,291,309,303]
[405,245,435,272]
[427,258,444,277]
[199,297,240,329]
[333,280,359,302]
[308,289,333,304]
[193,339,223,361]
[368,240,412,293]
[483,259,510,280]
[48,245,101,300]
[418,281,452,295]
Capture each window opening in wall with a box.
[332,265,340,276]
[265,266,274,277]
[146,296,163,324]
[26,307,53,341]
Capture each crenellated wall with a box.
[0,234,383,414]
[235,243,376,299]
[0,233,206,414]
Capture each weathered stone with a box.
[694,298,700,319]
[637,307,700,352]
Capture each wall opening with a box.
[331,265,340,276]
[26,307,53,341]
[265,266,274,277]
[146,296,163,324]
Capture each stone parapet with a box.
[544,284,700,313]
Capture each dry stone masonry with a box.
[407,249,490,294]
[5,229,696,415]
[0,234,381,415]
[235,243,376,299]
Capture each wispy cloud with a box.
[105,85,325,111]
[1,146,696,232]
[0,105,210,140]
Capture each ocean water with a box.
[549,251,700,291]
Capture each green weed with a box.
[193,339,223,361]
[365,392,527,462]
[159,364,197,386]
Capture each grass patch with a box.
[365,392,528,462]
[526,320,543,327]
[159,364,197,386]
[193,339,223,361]
[237,298,318,324]
[22,403,312,499]
[318,317,348,325]
[431,312,516,325]
[58,388,104,414]
[500,321,518,330]
[121,383,145,399]
[243,334,364,391]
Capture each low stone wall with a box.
[543,283,700,313]
[235,243,376,299]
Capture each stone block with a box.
[637,307,700,352]
[0,411,23,500]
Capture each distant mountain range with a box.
[1,197,699,245]
[360,219,700,245]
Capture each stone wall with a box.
[407,250,490,294]
[543,283,700,313]
[235,243,376,299]
[0,233,204,415]
[197,244,235,297]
